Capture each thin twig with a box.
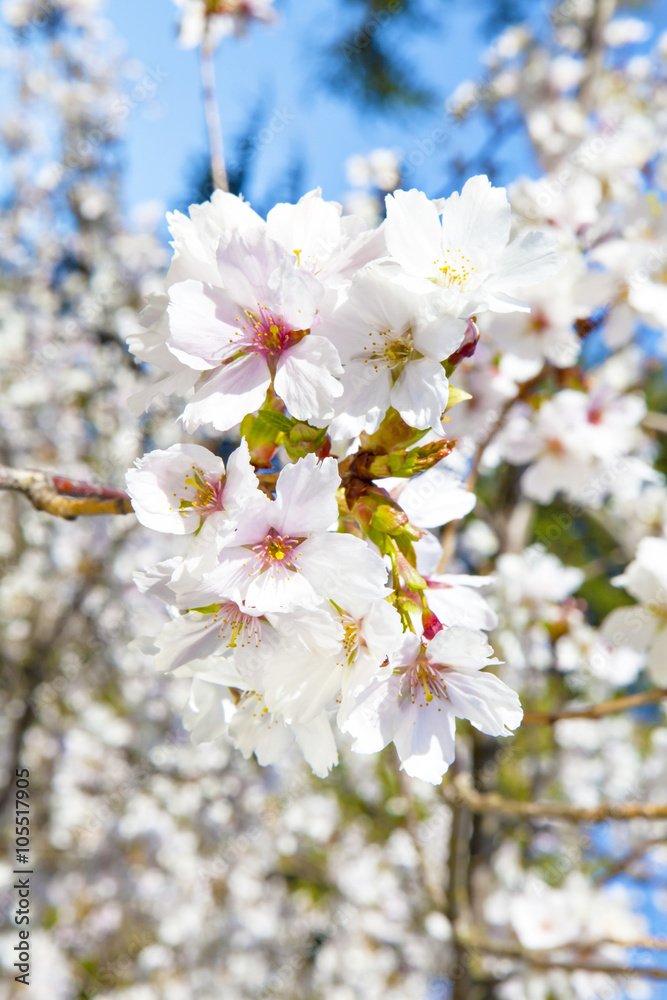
[444,773,667,823]
[0,464,133,518]
[579,0,618,110]
[0,577,92,815]
[465,376,542,495]
[201,35,229,192]
[643,411,667,435]
[456,929,667,980]
[445,760,475,1000]
[522,688,667,725]
[596,837,667,884]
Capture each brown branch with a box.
[457,930,667,980]
[0,464,133,518]
[0,576,92,816]
[445,760,476,1000]
[609,937,667,952]
[596,837,667,884]
[643,411,667,435]
[522,688,667,725]
[444,773,667,823]
[579,0,617,111]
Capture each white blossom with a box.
[343,626,522,784]
[602,536,667,684]
[383,177,561,317]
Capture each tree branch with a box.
[579,0,617,111]
[0,464,133,518]
[643,411,667,435]
[201,35,229,192]
[444,773,667,823]
[456,929,667,980]
[446,766,475,1000]
[522,688,667,725]
[595,837,667,884]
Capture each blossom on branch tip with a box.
[125,440,259,534]
[343,626,522,784]
[173,0,276,49]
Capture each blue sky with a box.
[105,0,667,223]
[107,0,521,215]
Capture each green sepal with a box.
[394,532,418,569]
[254,409,295,436]
[360,407,430,454]
[282,421,329,461]
[445,386,472,411]
[240,411,279,468]
[363,438,455,479]
[241,408,329,465]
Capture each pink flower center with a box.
[399,656,448,707]
[250,528,303,573]
[238,307,306,359]
[204,602,262,649]
[179,467,225,516]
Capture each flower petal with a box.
[274,336,343,422]
[273,454,340,536]
[391,358,450,432]
[182,353,270,433]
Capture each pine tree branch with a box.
[0,464,133,518]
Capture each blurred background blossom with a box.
[1,1,667,998]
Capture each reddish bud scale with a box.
[447,317,479,368]
[52,476,130,501]
[422,609,444,640]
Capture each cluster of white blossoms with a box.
[4,1,667,996]
[172,0,275,48]
[126,178,560,782]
